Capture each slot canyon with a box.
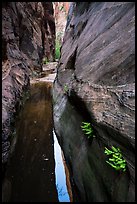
[2,2,135,202]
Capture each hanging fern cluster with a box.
[81,122,126,173]
[104,146,126,172]
[81,122,95,139]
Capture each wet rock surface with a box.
[2,2,55,165]
[30,62,57,84]
[53,2,135,202]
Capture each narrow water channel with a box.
[2,82,71,202]
[53,130,72,202]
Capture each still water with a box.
[53,130,71,202]
[2,82,71,202]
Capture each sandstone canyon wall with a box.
[53,2,135,202]
[2,2,55,166]
[53,2,70,58]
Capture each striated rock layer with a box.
[53,2,135,202]
[2,2,55,165]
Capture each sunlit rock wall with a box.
[53,2,70,44]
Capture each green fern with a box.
[104,146,126,172]
[81,122,95,139]
[55,40,61,60]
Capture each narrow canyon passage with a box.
[2,2,135,202]
[2,81,71,202]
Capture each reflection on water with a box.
[2,82,58,202]
[2,81,73,202]
[53,130,71,202]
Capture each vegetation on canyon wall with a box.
[81,122,95,139]
[104,146,126,172]
[55,39,61,60]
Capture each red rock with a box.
[2,2,55,164]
